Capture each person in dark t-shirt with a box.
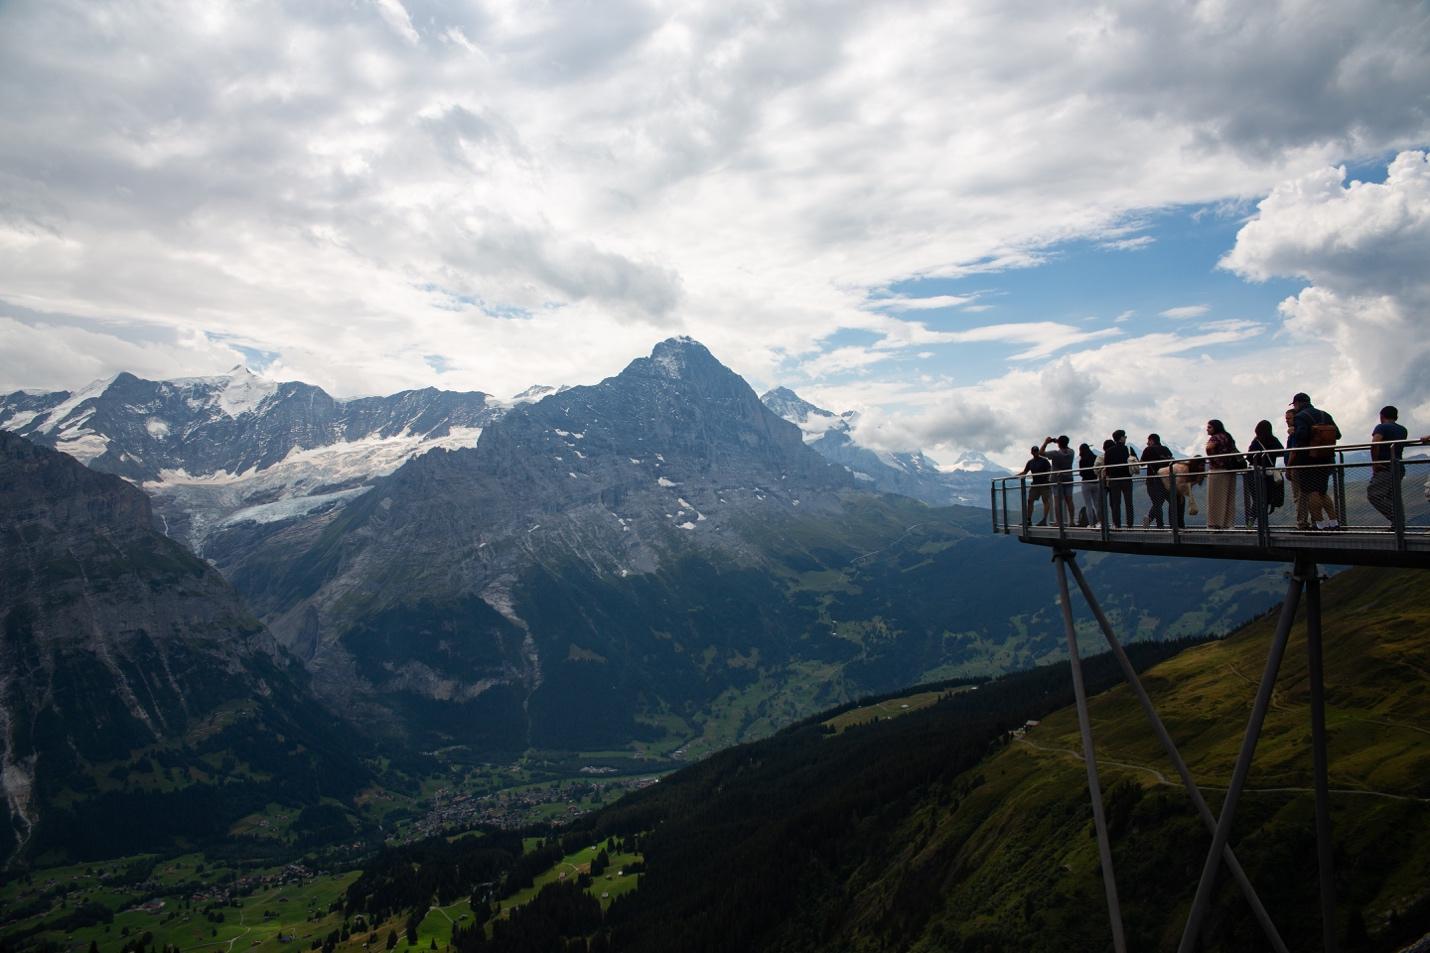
[1102,429,1139,528]
[1078,442,1101,528]
[1139,434,1174,527]
[1368,405,1410,521]
[1019,446,1053,526]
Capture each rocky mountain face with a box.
[759,386,1004,506]
[215,339,1282,760]
[0,368,501,556]
[222,338,865,751]
[0,432,367,864]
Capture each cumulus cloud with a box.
[1221,150,1430,423]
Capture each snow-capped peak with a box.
[944,450,1002,473]
[216,366,278,418]
[759,386,851,443]
[510,384,565,403]
[35,375,116,434]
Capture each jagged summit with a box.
[759,385,1003,505]
[510,383,564,402]
[758,386,849,439]
[947,450,1001,472]
[626,336,728,382]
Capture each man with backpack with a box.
[1289,392,1341,529]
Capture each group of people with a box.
[1018,392,1425,532]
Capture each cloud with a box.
[1221,150,1430,423]
[1099,235,1155,251]
[1159,304,1210,319]
[866,293,979,312]
[0,0,1426,418]
[373,0,420,45]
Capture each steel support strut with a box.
[1305,564,1339,952]
[1177,556,1308,953]
[1063,558,1290,953]
[1052,549,1127,953]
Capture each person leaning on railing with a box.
[1244,420,1285,527]
[1078,442,1102,528]
[1290,392,1341,530]
[1139,434,1174,528]
[1018,445,1054,526]
[1368,405,1409,521]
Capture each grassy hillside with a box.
[803,566,1430,952]
[449,565,1427,953]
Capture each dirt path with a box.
[1015,737,1430,803]
[849,523,926,565]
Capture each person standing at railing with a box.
[1041,435,1077,526]
[1204,419,1241,529]
[1140,433,1174,527]
[1368,405,1409,521]
[1244,419,1285,527]
[1290,392,1341,530]
[1078,442,1101,528]
[1019,445,1054,526]
[1284,408,1309,528]
[1102,429,1138,528]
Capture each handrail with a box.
[990,440,1429,554]
[1003,439,1430,481]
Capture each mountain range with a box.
[0,338,1288,791]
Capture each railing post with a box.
[1391,457,1406,551]
[1021,478,1031,534]
[992,482,999,533]
[1334,449,1347,527]
[1254,465,1270,548]
[1099,478,1111,542]
[1169,467,1181,547]
[1003,482,1011,536]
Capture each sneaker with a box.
[1141,516,1152,527]
[1323,520,1340,530]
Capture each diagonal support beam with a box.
[1178,558,1307,953]
[1305,564,1339,952]
[1064,557,1290,953]
[1053,550,1127,953]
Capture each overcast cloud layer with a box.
[1,0,1427,462]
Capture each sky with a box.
[1,0,1428,464]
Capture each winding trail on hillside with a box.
[849,523,926,565]
[1014,737,1430,803]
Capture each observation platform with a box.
[992,441,1430,952]
[990,444,1430,569]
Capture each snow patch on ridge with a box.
[147,426,483,550]
[35,376,115,434]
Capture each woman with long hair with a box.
[1204,419,1240,529]
[1244,419,1285,527]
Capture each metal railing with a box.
[990,440,1430,556]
